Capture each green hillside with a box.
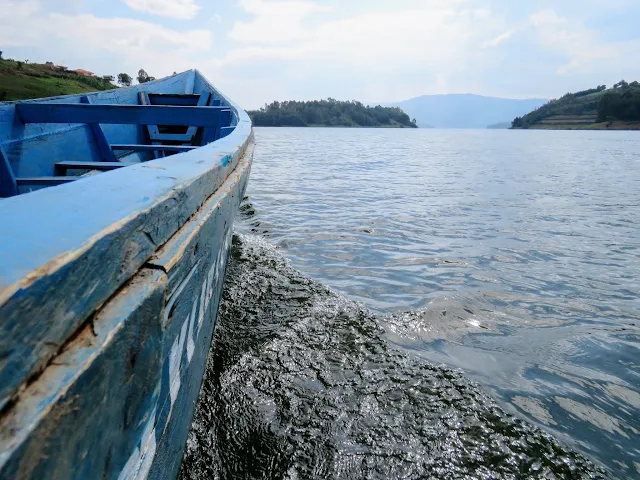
[512,81,640,130]
[248,99,418,128]
[0,58,115,101]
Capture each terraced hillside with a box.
[0,58,115,101]
[512,82,640,130]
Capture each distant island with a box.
[248,99,418,128]
[512,81,640,130]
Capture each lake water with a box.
[181,128,640,479]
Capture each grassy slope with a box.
[514,85,640,130]
[0,59,114,101]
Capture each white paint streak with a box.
[169,316,189,406]
[118,228,233,479]
[186,298,198,362]
[204,259,216,313]
[118,407,158,480]
[198,266,209,332]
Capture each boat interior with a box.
[0,70,238,197]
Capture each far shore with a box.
[512,121,640,131]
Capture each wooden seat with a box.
[110,144,197,152]
[54,161,130,175]
[16,176,78,186]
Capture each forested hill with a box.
[512,81,640,130]
[248,99,418,128]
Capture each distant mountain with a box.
[388,94,547,129]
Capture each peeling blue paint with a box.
[0,70,253,480]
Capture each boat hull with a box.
[0,72,253,479]
[0,142,252,480]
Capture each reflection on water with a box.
[187,128,639,478]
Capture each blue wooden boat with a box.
[0,70,253,479]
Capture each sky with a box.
[1,0,639,109]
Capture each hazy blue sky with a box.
[1,0,639,109]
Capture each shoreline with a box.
[250,124,418,128]
[512,122,640,131]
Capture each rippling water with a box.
[182,128,640,479]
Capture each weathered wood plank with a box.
[219,126,235,138]
[0,147,18,197]
[81,96,118,163]
[16,104,227,127]
[0,97,252,412]
[184,93,211,140]
[184,70,196,95]
[147,94,200,106]
[15,176,78,186]
[0,141,254,480]
[145,142,253,480]
[0,269,167,480]
[110,144,197,152]
[0,72,252,480]
[148,133,194,143]
[139,91,160,137]
[0,142,244,410]
[54,161,130,175]
[2,126,104,180]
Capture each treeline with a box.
[513,81,640,128]
[596,85,640,122]
[248,99,418,128]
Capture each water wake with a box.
[180,234,605,479]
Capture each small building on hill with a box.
[73,69,96,77]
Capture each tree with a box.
[0,51,3,59]
[247,99,417,128]
[117,73,132,86]
[137,69,155,84]
[412,118,417,125]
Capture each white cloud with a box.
[483,30,512,48]
[4,0,639,109]
[220,1,501,69]
[122,0,200,20]
[229,0,331,44]
[199,0,512,105]
[0,1,41,46]
[529,9,619,74]
[0,1,211,78]
[50,14,211,53]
